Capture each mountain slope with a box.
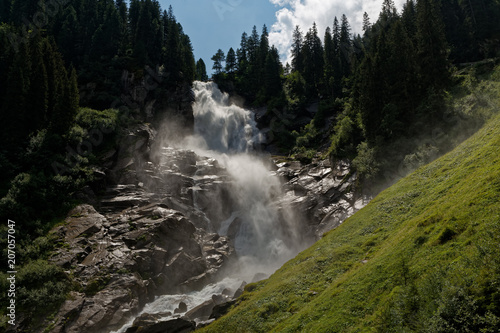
[200,111,500,332]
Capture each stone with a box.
[125,318,195,333]
[209,300,236,320]
[184,300,215,321]
[174,301,188,314]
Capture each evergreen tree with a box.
[331,17,343,96]
[259,24,270,65]
[302,23,324,98]
[247,25,260,64]
[363,12,371,34]
[180,33,196,83]
[262,46,282,99]
[402,0,417,40]
[291,25,303,73]
[226,47,237,74]
[416,0,450,93]
[339,14,352,81]
[196,58,208,81]
[323,26,335,97]
[211,49,225,75]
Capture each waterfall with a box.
[112,82,306,333]
[190,81,263,153]
[188,81,302,271]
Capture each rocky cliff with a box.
[41,93,369,332]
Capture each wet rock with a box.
[174,301,188,314]
[125,317,195,333]
[184,300,215,321]
[275,158,370,240]
[209,300,237,320]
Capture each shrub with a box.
[352,142,380,180]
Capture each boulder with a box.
[125,318,195,333]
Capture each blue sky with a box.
[158,1,278,71]
[158,0,406,73]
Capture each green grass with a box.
[199,110,500,331]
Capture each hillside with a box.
[200,109,500,331]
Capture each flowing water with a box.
[185,81,304,270]
[113,81,307,332]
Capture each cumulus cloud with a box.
[268,0,406,64]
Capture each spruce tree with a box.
[339,14,352,79]
[323,26,335,97]
[290,25,303,73]
[416,0,450,93]
[211,49,225,75]
[302,23,324,97]
[226,47,237,74]
[196,58,208,81]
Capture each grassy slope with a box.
[200,106,500,331]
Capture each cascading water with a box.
[112,82,307,332]
[188,81,303,269]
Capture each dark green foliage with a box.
[416,0,451,93]
[211,48,225,75]
[225,47,237,74]
[196,58,208,81]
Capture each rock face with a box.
[48,203,233,333]
[44,119,368,332]
[276,158,371,239]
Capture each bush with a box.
[352,142,380,180]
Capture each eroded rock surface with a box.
[45,123,368,332]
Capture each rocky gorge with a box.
[41,82,370,333]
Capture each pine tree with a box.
[323,26,335,97]
[262,46,282,98]
[236,32,248,75]
[196,58,208,81]
[291,25,303,73]
[247,25,259,64]
[211,49,225,75]
[402,0,417,40]
[180,33,196,83]
[331,17,342,97]
[339,14,352,80]
[302,23,324,97]
[416,0,450,93]
[259,24,269,66]
[363,12,371,34]
[226,47,237,74]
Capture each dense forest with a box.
[211,0,500,184]
[0,0,197,233]
[0,0,197,326]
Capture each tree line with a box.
[209,0,500,174]
[0,0,197,235]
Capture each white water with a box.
[113,82,306,332]
[187,81,303,270]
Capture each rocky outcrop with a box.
[125,317,195,333]
[276,158,370,239]
[46,201,234,333]
[45,118,368,332]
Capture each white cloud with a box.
[268,0,407,64]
